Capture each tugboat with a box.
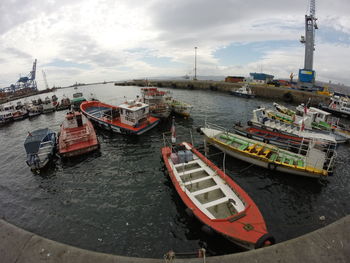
[140,87,171,119]
[58,112,99,158]
[161,119,274,249]
[80,99,160,135]
[24,128,56,171]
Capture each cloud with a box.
[0,0,350,88]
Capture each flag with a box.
[171,117,176,144]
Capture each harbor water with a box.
[0,83,349,258]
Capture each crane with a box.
[42,70,49,90]
[298,0,318,89]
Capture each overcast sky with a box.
[0,0,349,89]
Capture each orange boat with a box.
[58,112,99,157]
[80,100,160,135]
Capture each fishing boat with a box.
[42,97,55,113]
[166,97,193,117]
[12,102,28,121]
[230,84,255,98]
[71,92,86,111]
[24,128,56,171]
[200,123,336,178]
[28,105,42,117]
[232,123,311,152]
[80,99,160,135]
[56,96,71,111]
[0,104,14,124]
[58,112,99,158]
[162,121,274,249]
[140,87,171,119]
[319,95,350,118]
[251,107,344,143]
[295,104,350,140]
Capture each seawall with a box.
[1,216,349,262]
[116,80,331,106]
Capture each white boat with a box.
[200,123,336,179]
[320,95,350,118]
[141,87,171,119]
[230,84,255,98]
[251,107,343,143]
[42,97,55,113]
[28,105,42,117]
[165,93,193,117]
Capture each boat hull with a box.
[230,91,255,98]
[320,105,350,118]
[162,143,273,250]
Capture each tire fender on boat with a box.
[246,134,252,139]
[263,139,269,144]
[247,121,252,126]
[255,233,276,249]
[272,128,278,132]
[268,163,277,171]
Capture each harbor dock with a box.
[1,215,349,262]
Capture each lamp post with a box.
[194,47,198,81]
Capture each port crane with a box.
[298,0,318,89]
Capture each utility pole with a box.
[194,47,198,80]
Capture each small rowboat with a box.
[58,112,99,158]
[80,100,159,135]
[162,141,274,249]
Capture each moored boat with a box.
[251,107,344,143]
[56,96,71,111]
[42,97,55,113]
[24,128,56,171]
[0,104,14,124]
[230,84,255,98]
[58,111,99,158]
[161,127,274,249]
[141,87,171,119]
[319,95,350,118]
[71,92,86,111]
[80,100,160,135]
[166,97,193,117]
[28,105,42,117]
[200,123,336,178]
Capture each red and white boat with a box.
[58,111,99,158]
[161,122,274,249]
[80,100,160,135]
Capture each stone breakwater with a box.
[116,80,331,106]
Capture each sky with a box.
[0,0,350,89]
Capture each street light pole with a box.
[194,47,198,80]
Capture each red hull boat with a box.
[59,112,99,157]
[161,141,274,249]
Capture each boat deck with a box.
[169,145,245,220]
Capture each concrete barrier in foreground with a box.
[0,216,349,263]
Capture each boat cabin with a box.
[1,104,15,112]
[329,96,350,113]
[119,100,149,127]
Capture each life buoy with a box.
[268,163,277,170]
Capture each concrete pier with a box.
[116,80,331,106]
[1,216,349,263]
